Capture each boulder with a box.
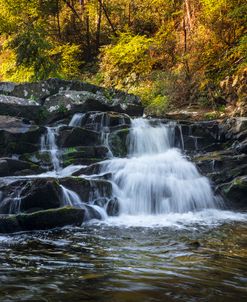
[58,127,100,148]
[0,78,82,103]
[0,95,42,121]
[60,177,112,202]
[0,207,85,233]
[0,115,44,156]
[0,178,61,214]
[220,117,247,140]
[0,157,42,177]
[62,146,109,166]
[75,111,131,131]
[93,197,119,216]
[44,90,110,113]
[218,176,247,208]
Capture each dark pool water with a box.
[0,217,247,302]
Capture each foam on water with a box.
[101,118,223,216]
[94,209,247,229]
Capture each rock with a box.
[92,197,119,216]
[0,95,42,121]
[20,151,52,169]
[77,111,131,131]
[0,157,41,177]
[0,178,61,214]
[0,115,44,156]
[44,90,110,113]
[60,177,112,202]
[238,138,247,154]
[62,146,109,166]
[218,176,247,208]
[44,90,143,116]
[175,120,224,153]
[0,207,85,233]
[220,117,247,139]
[58,127,100,148]
[72,163,102,176]
[0,176,112,215]
[109,128,129,157]
[0,78,81,103]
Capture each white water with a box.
[69,113,85,127]
[60,185,84,208]
[41,127,61,172]
[96,210,247,229]
[60,185,107,220]
[101,118,223,216]
[16,116,246,229]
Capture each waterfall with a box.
[69,113,85,127]
[41,127,61,172]
[102,118,222,215]
[60,185,107,220]
[60,185,82,208]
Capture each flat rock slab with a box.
[0,207,85,233]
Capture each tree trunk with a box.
[96,0,102,53]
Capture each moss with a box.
[1,207,86,233]
[63,147,78,155]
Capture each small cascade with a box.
[90,112,112,155]
[9,195,21,214]
[177,124,185,150]
[59,185,107,220]
[69,113,85,127]
[60,185,82,208]
[9,182,31,214]
[40,127,61,172]
[101,118,222,215]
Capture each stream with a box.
[0,115,246,301]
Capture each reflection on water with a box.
[0,221,247,301]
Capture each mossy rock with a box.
[219,176,247,207]
[62,146,109,166]
[0,207,85,233]
[109,128,129,157]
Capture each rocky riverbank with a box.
[0,79,246,233]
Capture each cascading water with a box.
[69,113,85,127]
[40,127,61,172]
[60,185,107,220]
[101,118,222,216]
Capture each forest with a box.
[0,2,247,301]
[0,0,246,115]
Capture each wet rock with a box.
[93,197,119,216]
[60,177,112,202]
[58,127,100,148]
[0,158,41,177]
[0,207,85,233]
[218,176,247,208]
[78,111,131,131]
[62,146,109,166]
[20,151,52,169]
[220,117,247,140]
[72,163,102,176]
[109,128,129,157]
[0,178,61,214]
[0,115,44,156]
[176,120,223,153]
